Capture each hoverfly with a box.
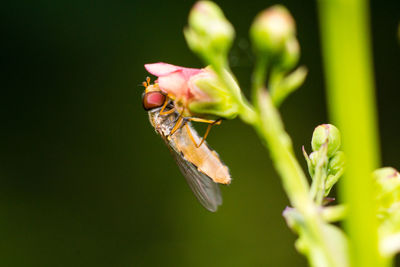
[142,78,231,212]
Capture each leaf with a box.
[271,66,308,106]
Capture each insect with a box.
[142,78,231,212]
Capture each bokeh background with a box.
[1,0,399,266]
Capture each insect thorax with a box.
[148,108,179,137]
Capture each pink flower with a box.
[144,62,211,104]
[145,62,241,119]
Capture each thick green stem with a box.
[317,0,383,266]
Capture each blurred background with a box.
[1,0,399,266]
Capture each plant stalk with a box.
[254,89,340,266]
[317,0,383,266]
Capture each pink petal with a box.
[158,71,190,98]
[188,72,212,101]
[144,62,182,76]
[180,68,202,79]
[145,62,202,77]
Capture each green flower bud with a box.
[185,1,234,60]
[250,5,296,58]
[279,36,300,71]
[374,167,400,256]
[328,151,345,175]
[325,152,345,196]
[374,167,400,242]
[374,167,400,205]
[188,68,240,119]
[374,167,400,182]
[311,124,341,157]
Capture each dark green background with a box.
[1,0,399,266]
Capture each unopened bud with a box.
[311,124,341,157]
[250,5,296,58]
[185,1,234,59]
[279,36,300,71]
[188,68,240,119]
[374,167,400,220]
[374,167,400,182]
[328,151,345,175]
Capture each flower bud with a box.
[328,151,345,175]
[374,168,400,225]
[374,167,400,203]
[185,1,234,59]
[373,167,400,256]
[188,68,240,119]
[279,36,300,71]
[250,5,296,58]
[324,152,345,195]
[311,124,341,157]
[374,167,400,182]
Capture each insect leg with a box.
[187,117,222,125]
[159,97,175,115]
[186,118,222,148]
[184,123,199,147]
[168,115,184,138]
[167,105,188,139]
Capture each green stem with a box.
[317,0,383,266]
[310,167,325,205]
[251,57,268,111]
[255,90,311,209]
[254,88,340,267]
[268,67,284,99]
[321,204,348,222]
[310,145,328,205]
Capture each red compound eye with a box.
[142,91,166,111]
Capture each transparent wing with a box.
[168,145,222,212]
